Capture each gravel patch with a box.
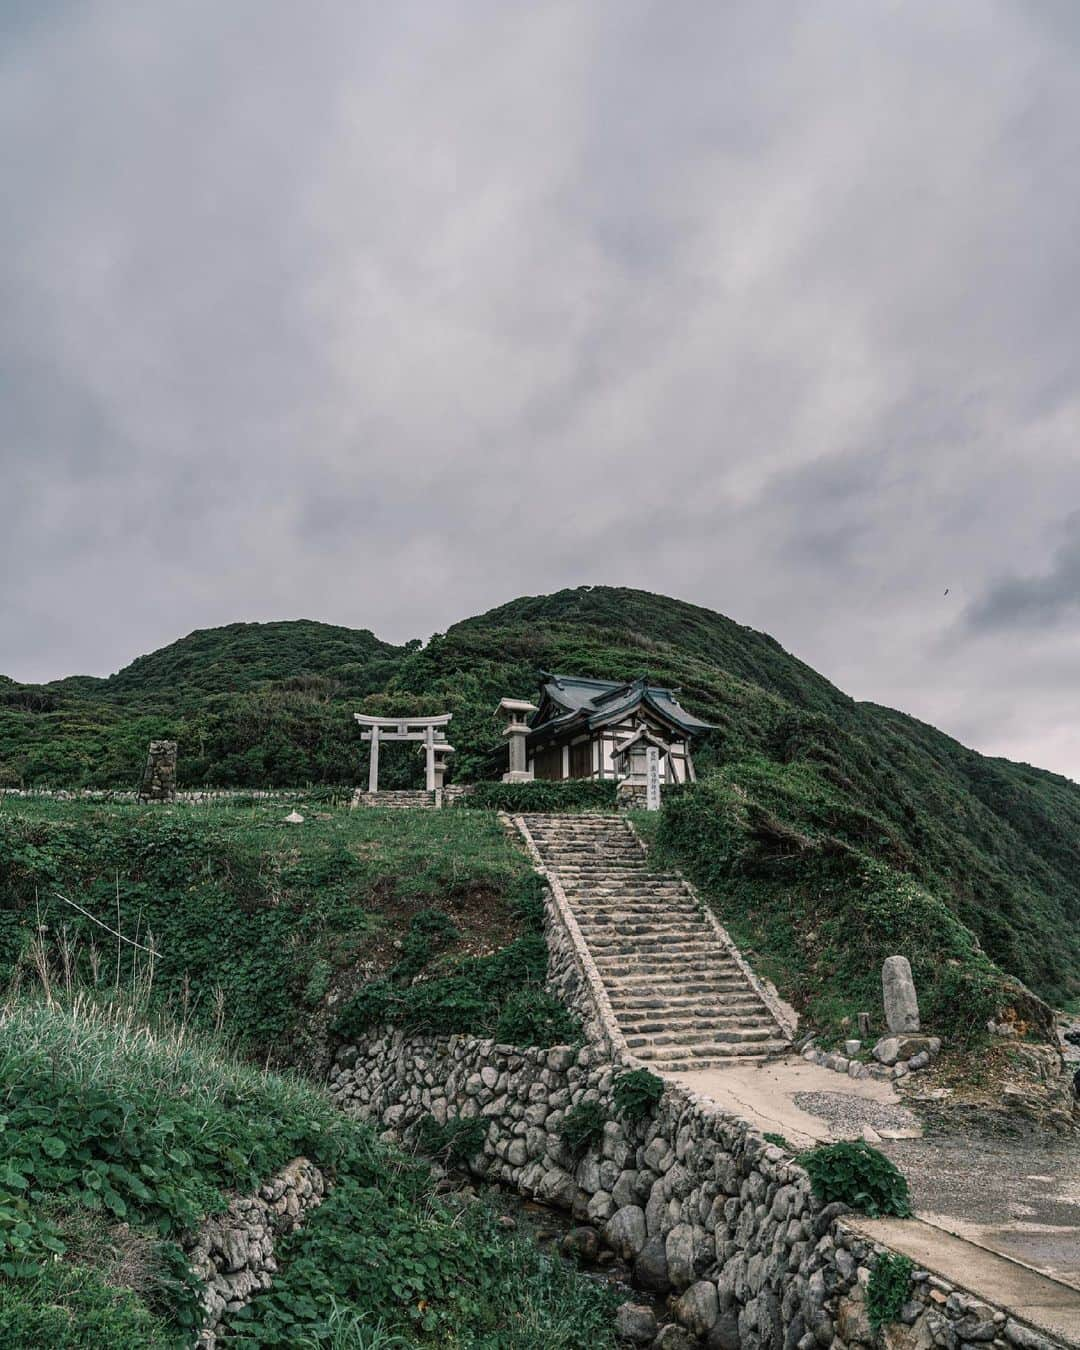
[793,1090,919,1135]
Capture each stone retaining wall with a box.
[329,1031,1069,1350]
[187,1156,325,1347]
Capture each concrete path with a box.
[671,1055,921,1148]
[880,1134,1080,1293]
[845,1216,1080,1348]
[677,1058,1080,1344]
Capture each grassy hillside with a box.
[0,995,616,1348]
[1,586,1078,1011]
[0,800,571,1073]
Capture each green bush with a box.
[799,1141,912,1218]
[413,1114,488,1165]
[495,989,581,1047]
[462,781,619,813]
[611,1068,665,1123]
[560,1100,607,1157]
[867,1253,914,1331]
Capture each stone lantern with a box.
[498,698,538,782]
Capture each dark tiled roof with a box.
[531,673,713,741]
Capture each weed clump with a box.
[560,1101,607,1157]
[799,1140,912,1218]
[868,1253,915,1330]
[612,1068,665,1124]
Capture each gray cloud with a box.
[965,517,1080,632]
[2,1,1080,777]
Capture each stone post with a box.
[882,955,920,1034]
[424,724,436,792]
[367,724,380,794]
[139,740,178,802]
[498,698,538,782]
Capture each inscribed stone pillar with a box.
[882,955,920,1034]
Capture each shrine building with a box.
[498,673,713,785]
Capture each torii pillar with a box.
[368,723,380,793]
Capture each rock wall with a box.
[329,1031,1069,1350]
[187,1156,325,1347]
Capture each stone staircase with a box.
[518,813,791,1072]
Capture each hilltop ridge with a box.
[1,585,1078,1009]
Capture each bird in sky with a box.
[944,588,950,596]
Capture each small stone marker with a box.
[857,1011,872,1038]
[139,740,178,802]
[882,954,920,1034]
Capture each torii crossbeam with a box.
[354,713,453,792]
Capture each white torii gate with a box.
[354,713,453,793]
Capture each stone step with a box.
[609,991,765,1012]
[572,913,699,924]
[624,1025,778,1048]
[593,958,739,976]
[584,934,719,950]
[646,1054,781,1071]
[604,972,751,989]
[578,923,712,938]
[618,1013,775,1034]
[633,1041,788,1063]
[608,989,757,1007]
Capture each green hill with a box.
[2,585,1078,1011]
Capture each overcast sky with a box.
[3,2,1080,777]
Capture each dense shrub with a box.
[611,1068,665,1123]
[332,933,553,1042]
[0,803,538,1064]
[799,1141,912,1218]
[0,1263,172,1349]
[559,1100,607,1157]
[413,1114,488,1165]
[868,1253,915,1331]
[225,1180,619,1347]
[463,780,619,813]
[495,989,581,1047]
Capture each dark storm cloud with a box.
[966,518,1080,632]
[2,1,1080,776]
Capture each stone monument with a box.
[881,954,920,1034]
[139,740,178,802]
